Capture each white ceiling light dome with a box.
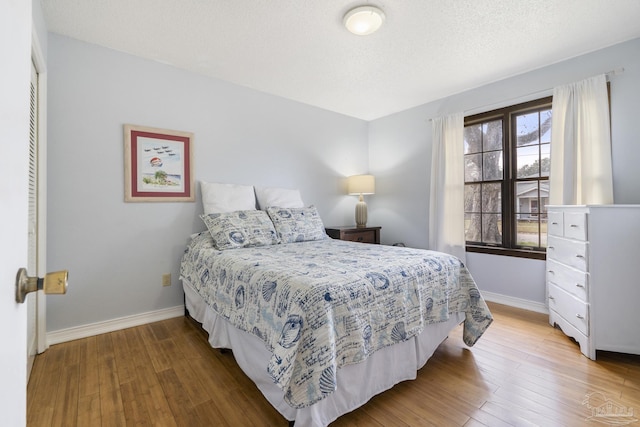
[343,5,385,36]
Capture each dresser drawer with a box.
[548,283,589,335]
[564,212,588,241]
[341,230,377,244]
[547,211,564,237]
[547,236,588,271]
[546,259,588,301]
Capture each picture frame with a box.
[124,124,194,202]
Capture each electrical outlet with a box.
[162,273,171,287]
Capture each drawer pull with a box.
[570,224,579,228]
[576,283,584,288]
[551,222,558,225]
[548,246,555,250]
[576,314,585,320]
[549,295,555,300]
[547,270,554,274]
[576,254,585,259]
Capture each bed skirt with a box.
[183,279,465,427]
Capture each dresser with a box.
[546,205,640,359]
[325,226,381,244]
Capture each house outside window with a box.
[464,97,552,259]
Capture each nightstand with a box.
[325,226,381,244]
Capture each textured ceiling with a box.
[41,0,640,120]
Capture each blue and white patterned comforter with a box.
[180,232,493,408]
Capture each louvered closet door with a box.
[26,60,39,380]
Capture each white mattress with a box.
[183,279,465,427]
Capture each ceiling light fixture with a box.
[343,5,385,36]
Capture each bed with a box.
[179,203,493,427]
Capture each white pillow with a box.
[255,186,304,209]
[200,182,256,214]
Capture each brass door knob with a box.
[15,268,68,303]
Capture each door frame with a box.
[31,26,48,354]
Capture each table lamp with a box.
[347,174,375,228]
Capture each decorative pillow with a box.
[200,210,279,250]
[201,181,256,215]
[255,186,304,209]
[266,206,327,243]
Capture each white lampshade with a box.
[343,6,385,36]
[347,174,375,195]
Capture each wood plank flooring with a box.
[27,302,640,426]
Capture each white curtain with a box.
[429,112,466,263]
[549,74,613,205]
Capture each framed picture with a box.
[124,124,194,202]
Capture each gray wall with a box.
[47,32,640,331]
[46,34,368,331]
[368,37,640,304]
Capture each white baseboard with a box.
[481,291,548,315]
[47,305,185,346]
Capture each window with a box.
[463,97,552,259]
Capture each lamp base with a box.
[355,197,368,228]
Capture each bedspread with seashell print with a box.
[180,232,493,409]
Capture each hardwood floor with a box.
[27,302,640,426]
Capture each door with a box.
[27,51,49,378]
[32,16,49,359]
[27,60,39,379]
[0,0,32,423]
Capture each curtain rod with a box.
[606,67,625,78]
[427,68,625,122]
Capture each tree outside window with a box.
[464,97,552,259]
